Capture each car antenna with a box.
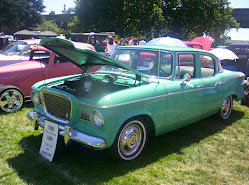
[157,34,161,83]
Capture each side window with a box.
[234,47,241,54]
[200,55,216,77]
[54,55,69,64]
[30,50,50,63]
[176,54,195,79]
[159,53,173,77]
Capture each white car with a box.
[0,39,40,61]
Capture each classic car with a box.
[0,43,95,112]
[224,43,249,76]
[183,41,203,49]
[0,36,9,50]
[0,39,40,61]
[28,38,245,161]
[183,37,214,51]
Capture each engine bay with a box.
[52,74,137,98]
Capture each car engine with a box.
[52,74,129,98]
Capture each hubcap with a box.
[0,89,23,112]
[118,122,145,159]
[221,97,231,118]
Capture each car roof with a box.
[117,45,210,53]
[14,39,41,45]
[69,33,110,36]
[228,43,249,47]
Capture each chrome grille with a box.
[42,91,71,123]
[81,110,91,121]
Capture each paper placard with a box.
[39,120,59,162]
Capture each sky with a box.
[42,0,249,40]
[42,0,249,14]
[43,0,76,14]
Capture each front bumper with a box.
[27,111,106,149]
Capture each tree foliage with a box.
[0,0,45,34]
[162,0,239,43]
[71,0,239,41]
[61,4,76,14]
[73,0,166,39]
[33,19,63,34]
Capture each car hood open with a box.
[40,37,147,79]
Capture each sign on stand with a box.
[39,120,59,162]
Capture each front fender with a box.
[106,108,153,148]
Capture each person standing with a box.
[105,36,117,55]
[119,38,125,46]
[128,36,134,45]
[132,38,139,45]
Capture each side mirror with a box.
[181,73,191,85]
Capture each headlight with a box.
[92,110,104,127]
[31,91,40,105]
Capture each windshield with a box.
[1,41,27,55]
[109,49,173,78]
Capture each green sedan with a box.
[28,38,245,161]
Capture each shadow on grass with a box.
[7,109,244,184]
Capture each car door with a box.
[48,55,82,79]
[165,53,204,130]
[199,54,224,118]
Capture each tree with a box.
[161,0,239,43]
[0,0,45,34]
[70,0,239,42]
[73,0,166,39]
[61,4,67,14]
[67,7,75,14]
[33,19,63,34]
[49,11,56,15]
[61,4,75,14]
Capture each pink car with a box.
[0,43,95,112]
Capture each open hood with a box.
[40,37,147,79]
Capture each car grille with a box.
[42,91,72,123]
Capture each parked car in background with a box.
[227,43,249,62]
[28,38,245,161]
[0,39,40,61]
[224,43,249,76]
[183,41,203,49]
[0,43,96,113]
[0,36,9,50]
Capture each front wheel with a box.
[216,96,233,120]
[112,118,147,161]
[0,87,24,112]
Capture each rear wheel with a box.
[216,96,233,120]
[0,86,24,112]
[112,118,147,160]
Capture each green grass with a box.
[0,102,248,184]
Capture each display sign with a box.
[39,120,59,162]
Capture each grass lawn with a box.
[0,101,248,185]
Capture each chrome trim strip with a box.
[27,112,106,149]
[80,87,203,109]
[80,76,243,109]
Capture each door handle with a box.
[197,85,205,88]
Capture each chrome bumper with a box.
[27,111,106,149]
